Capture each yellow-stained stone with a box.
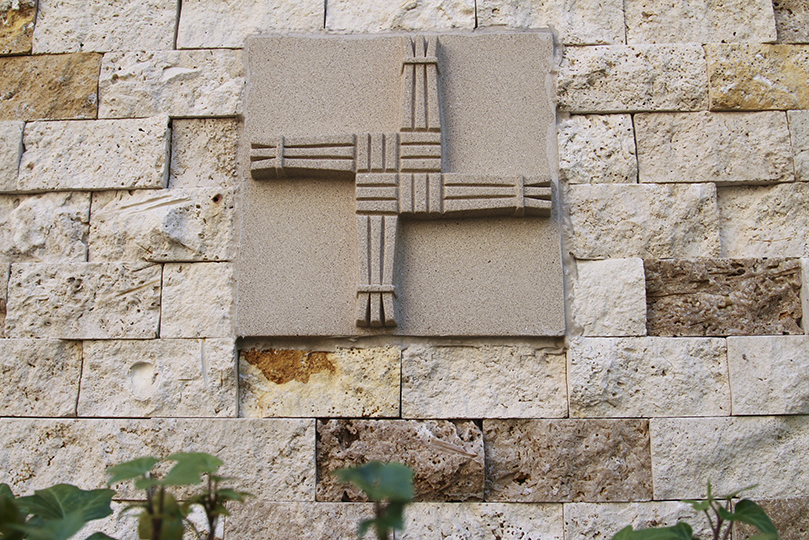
[0,0,35,55]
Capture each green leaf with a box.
[83,533,117,540]
[16,484,114,522]
[106,457,159,486]
[0,489,26,540]
[161,453,223,486]
[722,500,778,539]
[133,477,163,491]
[683,499,710,512]
[213,488,251,503]
[335,462,414,503]
[0,483,15,500]
[12,511,86,540]
[609,522,694,540]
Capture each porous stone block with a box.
[735,498,809,540]
[5,262,161,339]
[804,258,809,333]
[558,114,637,184]
[401,344,567,419]
[635,112,793,185]
[226,502,372,540]
[557,45,707,113]
[568,337,730,418]
[0,262,7,333]
[0,53,101,121]
[99,50,244,119]
[0,121,22,191]
[571,259,646,337]
[325,0,475,32]
[484,419,652,502]
[774,0,809,43]
[0,0,35,55]
[239,347,400,418]
[565,184,720,259]
[564,502,710,540]
[89,188,235,262]
[78,338,237,417]
[169,118,238,189]
[317,419,484,502]
[789,110,809,182]
[33,0,176,53]
[646,258,802,336]
[17,117,169,192]
[161,263,234,338]
[707,44,809,110]
[651,416,809,500]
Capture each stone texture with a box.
[78,338,237,418]
[651,416,809,500]
[99,50,244,119]
[735,498,809,540]
[17,117,169,191]
[89,188,235,262]
[0,121,22,191]
[564,502,711,540]
[227,502,373,540]
[401,344,567,419]
[571,259,646,337]
[33,0,176,53]
[0,53,101,121]
[484,419,652,502]
[646,258,802,337]
[0,339,81,417]
[774,0,809,43]
[804,258,809,333]
[317,419,484,502]
[0,0,35,55]
[568,337,730,418]
[160,263,233,338]
[0,262,7,334]
[557,45,707,113]
[565,184,720,259]
[558,114,636,184]
[169,118,238,189]
[635,112,793,185]
[325,0,475,32]
[707,44,809,110]
[5,262,161,339]
[790,110,809,182]
[240,347,401,418]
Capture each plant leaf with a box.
[723,500,778,539]
[609,522,694,540]
[106,457,159,486]
[0,489,26,540]
[84,533,117,540]
[11,511,86,540]
[161,453,223,486]
[16,484,114,522]
[335,462,414,503]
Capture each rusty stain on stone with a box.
[242,349,335,385]
[0,1,36,55]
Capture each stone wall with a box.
[1,1,808,539]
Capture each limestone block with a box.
[17,117,170,192]
[170,118,239,189]
[0,53,101,121]
[161,263,234,338]
[565,184,720,259]
[477,0,623,45]
[0,121,22,191]
[5,262,161,339]
[735,498,809,540]
[99,50,244,119]
[78,338,237,417]
[571,259,646,337]
[651,416,809,500]
[240,347,400,418]
[635,112,793,185]
[564,502,710,540]
[325,0,475,32]
[227,502,372,540]
[804,258,809,333]
[625,0,777,44]
[789,110,809,182]
[774,0,809,43]
[0,339,81,417]
[484,419,652,502]
[557,45,707,113]
[0,0,35,55]
[89,188,235,262]
[707,44,809,110]
[0,263,7,334]
[568,337,730,418]
[33,0,176,53]
[317,419,484,502]
[646,258,802,336]
[558,114,637,184]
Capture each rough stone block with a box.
[170,118,238,189]
[564,502,710,540]
[5,262,161,339]
[635,112,793,185]
[17,117,169,192]
[0,262,7,334]
[89,188,235,262]
[558,114,637,184]
[240,347,400,418]
[227,502,372,540]
[789,110,809,182]
[568,337,730,418]
[571,259,646,337]
[325,0,475,32]
[774,0,809,43]
[0,0,35,55]
[401,344,567,419]
[78,338,237,417]
[317,419,484,502]
[99,50,244,119]
[565,184,720,259]
[484,419,652,503]
[0,121,22,191]
[707,44,809,110]
[160,263,233,338]
[646,258,802,337]
[557,45,707,113]
[804,258,809,333]
[0,53,101,121]
[735,498,809,540]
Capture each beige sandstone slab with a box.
[789,110,809,182]
[564,502,711,540]
[557,114,637,184]
[570,259,646,337]
[0,262,7,335]
[774,0,809,43]
[0,121,22,191]
[161,263,234,338]
[325,0,475,32]
[170,118,239,189]
[804,258,809,333]
[226,501,372,540]
[0,0,35,54]
[735,498,809,540]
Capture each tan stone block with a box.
[558,114,637,184]
[227,501,372,540]
[325,0,475,32]
[0,0,35,55]
[571,259,646,337]
[484,419,652,502]
[0,121,21,191]
[564,502,711,540]
[735,498,809,540]
[170,118,238,189]
[240,347,400,418]
[774,0,809,44]
[789,110,809,182]
[803,258,809,334]
[161,263,233,338]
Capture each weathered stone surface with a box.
[401,344,567,419]
[161,263,233,338]
[17,117,169,191]
[484,419,652,502]
[789,110,809,182]
[774,0,809,43]
[568,337,730,418]
[227,502,372,540]
[0,0,35,55]
[651,416,809,500]
[558,114,636,184]
[571,259,646,337]
[707,44,809,110]
[0,339,81,417]
[0,262,7,334]
[565,502,710,540]
[240,347,400,418]
[635,112,793,185]
[78,338,237,418]
[5,262,161,339]
[735,498,809,540]
[169,118,238,189]
[317,419,484,502]
[325,0,475,32]
[33,0,175,53]
[646,258,802,336]
[625,0,777,44]
[89,188,235,262]
[565,184,720,259]
[0,121,22,191]
[803,258,809,333]
[98,50,244,119]
[0,53,101,121]
[558,45,707,113]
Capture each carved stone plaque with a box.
[237,31,564,337]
